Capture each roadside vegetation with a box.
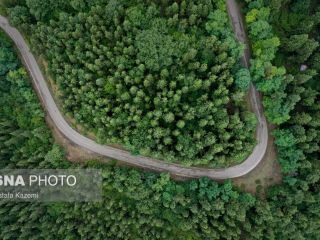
[0,0,319,239]
[244,0,320,174]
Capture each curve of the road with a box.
[0,0,268,179]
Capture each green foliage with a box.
[0,33,18,75]
[245,1,300,125]
[246,0,320,175]
[0,33,60,168]
[273,129,296,147]
[41,144,70,168]
[235,68,251,90]
[135,24,177,71]
[25,0,70,22]
[0,11,320,239]
[269,0,320,71]
[283,34,319,64]
[7,5,32,29]
[10,0,257,167]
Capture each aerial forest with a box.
[8,0,257,167]
[0,0,319,239]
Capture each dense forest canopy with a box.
[0,0,319,239]
[245,0,320,173]
[268,0,320,174]
[7,0,257,167]
[0,26,319,239]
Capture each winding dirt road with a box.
[0,0,268,179]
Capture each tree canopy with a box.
[0,0,319,239]
[8,0,257,167]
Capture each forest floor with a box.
[233,124,281,194]
[45,115,111,163]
